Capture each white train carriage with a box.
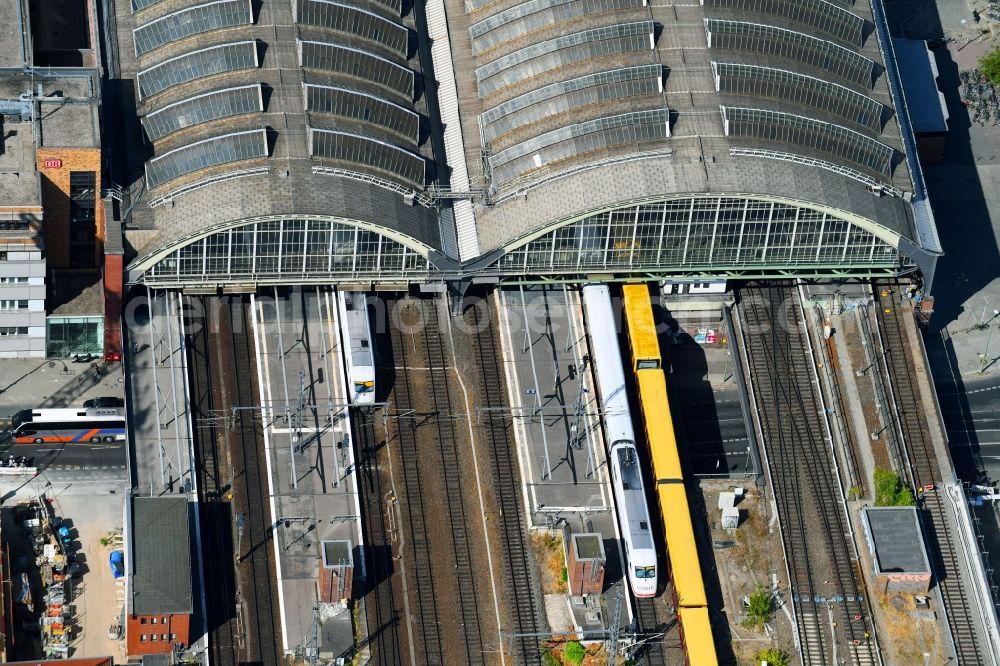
[337,290,376,404]
[582,284,658,598]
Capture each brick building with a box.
[1,0,107,358]
[125,495,193,658]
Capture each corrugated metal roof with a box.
[427,0,480,260]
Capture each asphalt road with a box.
[675,392,753,476]
[0,434,127,470]
[937,375,1000,482]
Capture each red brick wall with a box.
[567,539,604,597]
[125,613,190,656]
[319,563,353,602]
[36,148,103,268]
[103,253,123,360]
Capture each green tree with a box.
[873,468,916,507]
[743,586,773,631]
[755,647,791,666]
[564,641,586,665]
[981,48,1000,86]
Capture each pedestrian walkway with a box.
[125,288,195,497]
[251,287,362,658]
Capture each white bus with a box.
[11,408,127,444]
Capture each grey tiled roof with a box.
[864,506,930,574]
[131,496,193,615]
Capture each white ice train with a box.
[581,284,658,598]
[337,290,376,405]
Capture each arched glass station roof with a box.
[117,0,941,289]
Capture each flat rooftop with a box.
[0,72,100,149]
[0,172,41,210]
[0,1,26,68]
[893,38,949,134]
[37,98,100,147]
[0,123,41,210]
[864,506,931,574]
[130,495,194,615]
[0,74,95,100]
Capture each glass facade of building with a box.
[47,316,104,357]
[69,171,97,268]
[144,218,431,284]
[138,198,905,285]
[494,197,900,274]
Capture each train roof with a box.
[678,606,719,666]
[582,285,632,431]
[636,372,683,482]
[614,445,654,551]
[339,290,374,365]
[658,482,708,608]
[622,284,662,365]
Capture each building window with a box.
[0,327,28,336]
[46,315,103,356]
[151,617,157,624]
[140,634,146,642]
[171,633,176,640]
[0,277,28,284]
[69,171,97,268]
[0,300,28,310]
[140,617,147,625]
[161,634,167,641]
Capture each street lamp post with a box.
[980,310,1000,374]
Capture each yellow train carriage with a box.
[678,606,719,666]
[636,371,683,482]
[622,284,662,369]
[658,482,708,609]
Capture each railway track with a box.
[184,296,238,666]
[355,410,405,666]
[873,286,984,664]
[420,300,487,665]
[740,285,877,666]
[224,296,282,665]
[464,293,545,665]
[635,598,668,666]
[387,297,446,665]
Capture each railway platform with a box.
[493,285,682,660]
[122,288,206,658]
[822,290,1000,665]
[494,285,616,530]
[125,289,195,497]
[251,287,364,660]
[493,285,623,618]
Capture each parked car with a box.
[109,550,124,579]
[84,397,124,409]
